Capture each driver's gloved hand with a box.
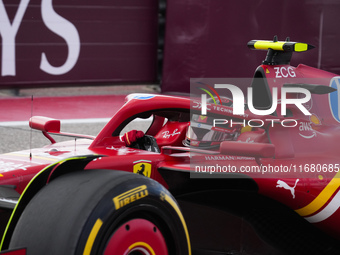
[122,130,145,147]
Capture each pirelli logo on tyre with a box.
[113,185,148,210]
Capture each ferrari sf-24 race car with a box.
[0,37,340,255]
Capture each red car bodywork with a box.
[0,39,340,254]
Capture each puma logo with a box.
[276,179,299,199]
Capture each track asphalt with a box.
[0,95,125,122]
[0,85,159,123]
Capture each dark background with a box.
[0,0,339,93]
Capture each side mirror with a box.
[29,116,95,144]
[220,141,275,158]
[29,116,60,132]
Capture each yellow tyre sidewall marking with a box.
[83,218,103,255]
[162,193,191,255]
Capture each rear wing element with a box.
[29,116,95,144]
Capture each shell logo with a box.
[310,114,321,125]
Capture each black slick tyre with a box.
[9,170,191,255]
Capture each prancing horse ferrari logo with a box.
[133,160,152,177]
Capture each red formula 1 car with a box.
[0,37,340,255]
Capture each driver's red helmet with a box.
[184,96,242,148]
[183,114,241,148]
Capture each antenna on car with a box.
[29,95,33,160]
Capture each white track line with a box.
[0,118,111,127]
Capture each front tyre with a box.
[9,170,191,255]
